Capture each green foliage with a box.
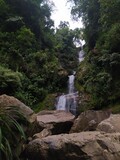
[0,0,71,108]
[0,28,37,72]
[85,71,112,107]
[55,22,78,72]
[104,24,120,52]
[0,0,9,25]
[16,26,37,51]
[70,0,120,110]
[76,52,111,108]
[70,0,100,49]
[0,66,23,95]
[99,0,120,30]
[0,105,26,160]
[35,94,57,112]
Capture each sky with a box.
[51,0,83,30]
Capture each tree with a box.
[58,21,70,28]
[0,0,59,107]
[99,0,120,31]
[55,21,78,72]
[69,0,120,110]
[70,0,100,49]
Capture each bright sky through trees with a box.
[51,0,83,29]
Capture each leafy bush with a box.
[104,23,120,52]
[0,66,23,94]
[84,71,112,108]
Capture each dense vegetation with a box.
[0,1,80,159]
[0,0,120,113]
[70,0,120,111]
[0,0,79,109]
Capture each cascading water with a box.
[66,74,78,115]
[56,73,78,115]
[68,75,75,93]
[56,47,85,114]
[56,94,66,110]
[78,49,85,62]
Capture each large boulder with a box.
[97,114,120,133]
[70,110,111,133]
[0,94,35,122]
[0,94,36,159]
[29,110,75,138]
[24,131,120,160]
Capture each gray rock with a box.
[97,114,120,133]
[0,94,35,122]
[70,110,111,133]
[25,131,120,160]
[29,110,75,138]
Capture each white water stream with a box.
[68,75,75,93]
[56,94,66,110]
[78,49,85,62]
[56,74,78,115]
[56,48,85,114]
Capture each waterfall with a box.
[66,74,78,114]
[66,91,78,115]
[56,74,78,115]
[78,49,85,62]
[56,94,66,111]
[68,75,75,93]
[56,48,85,114]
